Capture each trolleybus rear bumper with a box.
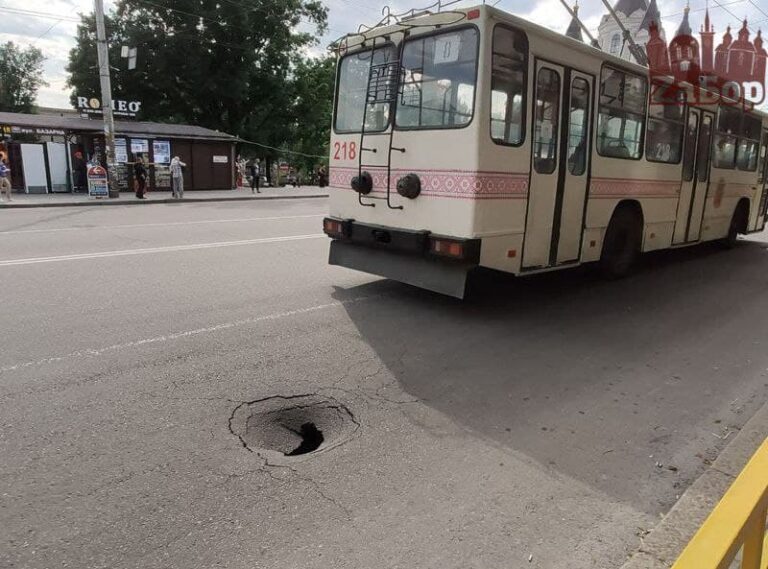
[324,218,480,299]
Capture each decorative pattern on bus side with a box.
[330,166,529,200]
[590,177,682,198]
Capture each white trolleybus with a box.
[322,3,768,298]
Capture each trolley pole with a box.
[94,0,120,198]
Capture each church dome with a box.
[614,0,649,17]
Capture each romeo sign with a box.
[76,96,142,118]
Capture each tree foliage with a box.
[0,42,48,113]
[287,55,335,172]
[67,0,330,167]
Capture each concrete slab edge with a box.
[621,399,768,569]
[0,194,329,209]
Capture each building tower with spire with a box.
[728,20,757,86]
[646,21,671,76]
[755,30,767,87]
[597,0,666,63]
[700,7,716,74]
[669,3,701,84]
[566,1,584,42]
[715,26,733,77]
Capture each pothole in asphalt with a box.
[229,394,359,460]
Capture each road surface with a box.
[2,198,767,568]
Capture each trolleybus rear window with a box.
[397,28,479,129]
[335,45,397,133]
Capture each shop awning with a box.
[0,111,237,142]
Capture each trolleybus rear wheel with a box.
[722,201,749,249]
[600,206,642,279]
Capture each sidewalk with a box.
[621,398,768,568]
[0,186,328,209]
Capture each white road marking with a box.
[0,234,325,266]
[0,214,322,235]
[0,295,377,375]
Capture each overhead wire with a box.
[0,6,81,23]
[238,136,327,158]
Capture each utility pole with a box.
[94,0,120,198]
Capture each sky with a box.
[1,0,767,109]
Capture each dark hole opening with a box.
[284,422,324,456]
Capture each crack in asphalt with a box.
[0,294,382,376]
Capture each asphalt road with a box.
[2,199,768,569]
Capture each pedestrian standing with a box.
[236,156,246,188]
[72,151,87,193]
[250,159,261,194]
[134,154,148,199]
[0,158,12,202]
[170,156,186,199]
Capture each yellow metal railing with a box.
[672,437,768,569]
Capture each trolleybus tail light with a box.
[323,218,349,238]
[430,238,466,259]
[467,9,480,20]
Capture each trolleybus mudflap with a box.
[329,240,474,299]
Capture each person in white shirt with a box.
[0,158,12,202]
[170,156,186,199]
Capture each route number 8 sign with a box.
[434,34,462,65]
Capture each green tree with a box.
[0,42,48,113]
[287,55,335,173]
[67,0,328,148]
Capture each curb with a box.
[621,399,768,568]
[0,193,329,209]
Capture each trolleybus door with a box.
[758,130,768,227]
[555,71,594,265]
[523,61,593,268]
[674,108,714,243]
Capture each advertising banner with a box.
[87,165,109,198]
[152,140,171,164]
[115,138,128,163]
[130,139,149,155]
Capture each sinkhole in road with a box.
[229,394,359,459]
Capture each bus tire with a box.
[600,205,643,279]
[722,200,749,249]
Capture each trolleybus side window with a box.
[397,28,479,129]
[698,114,714,182]
[646,83,685,164]
[681,112,698,182]
[567,78,590,176]
[490,26,528,146]
[533,68,560,175]
[597,66,647,160]
[759,132,768,185]
[737,114,761,172]
[713,106,740,169]
[334,46,396,134]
